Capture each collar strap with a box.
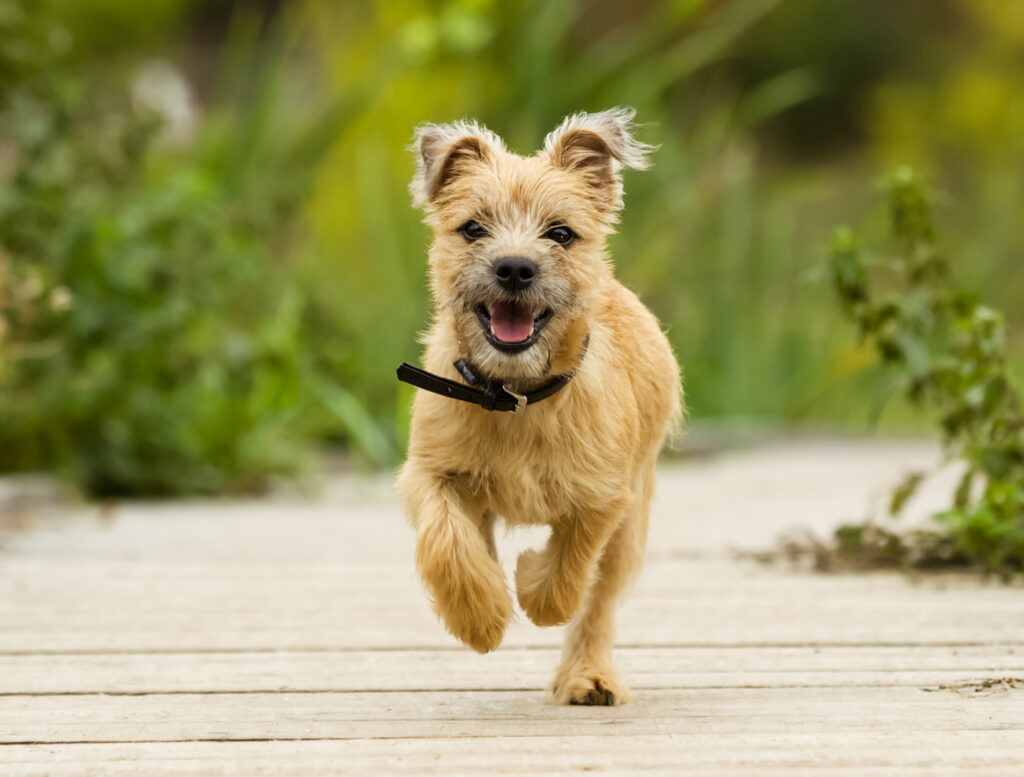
[396,335,589,414]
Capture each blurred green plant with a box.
[867,0,1024,342]
[300,0,1024,442]
[3,0,1024,496]
[0,0,389,495]
[823,168,1024,576]
[303,0,854,436]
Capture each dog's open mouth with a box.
[475,302,553,353]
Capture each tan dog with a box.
[397,108,682,706]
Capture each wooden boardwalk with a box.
[1,440,1022,775]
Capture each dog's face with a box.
[410,108,652,382]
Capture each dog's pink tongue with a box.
[490,301,534,343]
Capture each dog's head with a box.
[410,108,653,382]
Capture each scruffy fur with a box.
[397,108,682,706]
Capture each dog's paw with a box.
[449,606,510,654]
[552,664,631,706]
[515,549,581,627]
[436,573,512,654]
[436,581,512,655]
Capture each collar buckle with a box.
[502,385,528,414]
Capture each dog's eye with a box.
[544,226,577,247]
[459,220,488,242]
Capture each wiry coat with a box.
[398,108,682,705]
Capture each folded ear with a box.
[543,107,655,211]
[409,121,504,210]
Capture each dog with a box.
[396,107,682,706]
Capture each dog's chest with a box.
[470,419,622,526]
[483,462,569,526]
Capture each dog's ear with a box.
[544,107,655,211]
[410,121,503,209]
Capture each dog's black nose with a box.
[493,256,537,293]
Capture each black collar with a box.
[396,336,589,414]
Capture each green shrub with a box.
[825,168,1024,577]
[0,0,388,495]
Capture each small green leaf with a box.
[953,468,975,509]
[890,471,925,516]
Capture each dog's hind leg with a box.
[398,466,512,653]
[550,462,655,706]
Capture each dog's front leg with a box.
[514,495,627,628]
[399,465,511,653]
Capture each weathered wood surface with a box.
[2,645,1020,694]
[1,439,1022,775]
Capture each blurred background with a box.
[1,0,1022,497]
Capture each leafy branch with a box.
[826,167,1024,577]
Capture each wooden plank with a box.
[0,612,1017,651]
[1,557,1020,651]
[0,439,951,561]
[0,646,1021,694]
[5,560,1019,599]
[0,687,1021,744]
[3,733,1024,777]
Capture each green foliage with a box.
[0,0,387,496]
[4,0,1024,496]
[303,0,866,431]
[296,0,1024,443]
[827,169,1024,576]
